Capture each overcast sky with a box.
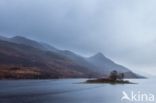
[0,0,156,76]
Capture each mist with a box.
[0,0,156,76]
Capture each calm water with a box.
[0,79,155,103]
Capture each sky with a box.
[0,0,156,76]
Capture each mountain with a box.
[87,52,129,73]
[86,53,143,78]
[10,36,58,51]
[0,35,144,79]
[59,50,97,72]
[0,40,97,79]
[10,36,45,49]
[0,35,8,41]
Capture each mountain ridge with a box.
[0,35,144,79]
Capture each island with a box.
[86,70,133,84]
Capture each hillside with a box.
[0,36,144,79]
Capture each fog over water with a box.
[0,0,156,76]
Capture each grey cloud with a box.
[0,0,156,75]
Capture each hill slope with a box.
[0,36,144,79]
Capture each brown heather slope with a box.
[0,40,97,79]
[0,36,144,79]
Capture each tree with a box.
[118,73,124,80]
[109,70,118,81]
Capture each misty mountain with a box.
[10,36,45,50]
[10,36,60,52]
[0,36,58,52]
[0,36,8,41]
[0,40,98,79]
[87,52,129,73]
[0,36,143,79]
[86,53,143,78]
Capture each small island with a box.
[86,70,133,84]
